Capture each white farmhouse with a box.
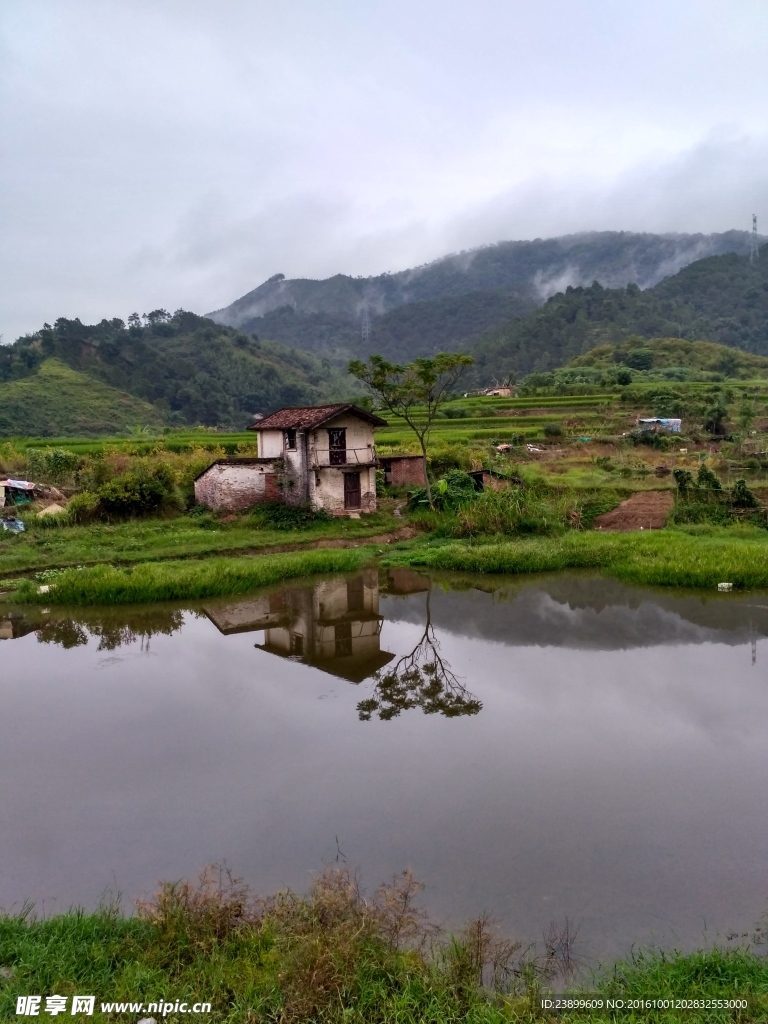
[250,404,387,514]
[194,404,388,515]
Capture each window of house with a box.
[284,429,297,450]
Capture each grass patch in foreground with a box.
[388,527,768,589]
[1,866,765,1023]
[0,509,400,575]
[14,549,371,605]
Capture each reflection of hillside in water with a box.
[388,575,768,653]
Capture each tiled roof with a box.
[248,404,388,431]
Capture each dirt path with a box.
[246,525,418,555]
[593,491,674,532]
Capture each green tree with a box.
[349,352,474,506]
[738,400,756,433]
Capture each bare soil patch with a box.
[593,490,674,532]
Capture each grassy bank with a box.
[1,867,765,1023]
[386,527,768,590]
[0,510,399,576]
[14,550,371,605]
[10,526,768,605]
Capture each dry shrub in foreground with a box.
[137,863,262,945]
[137,864,581,1022]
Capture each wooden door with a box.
[344,471,361,509]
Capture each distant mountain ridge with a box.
[206,230,758,364]
[468,247,768,382]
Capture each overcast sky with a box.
[2,0,766,341]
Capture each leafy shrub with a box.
[84,463,183,520]
[622,349,654,370]
[697,464,722,492]
[97,472,168,517]
[441,406,469,419]
[543,422,564,438]
[731,478,759,508]
[424,443,476,476]
[26,447,80,485]
[616,369,632,385]
[648,388,684,417]
[408,470,477,511]
[673,468,694,492]
[627,430,673,451]
[66,490,101,524]
[248,502,332,530]
[452,484,621,537]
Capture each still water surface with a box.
[2,569,766,958]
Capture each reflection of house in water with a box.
[203,568,395,683]
[0,613,37,641]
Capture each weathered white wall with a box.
[255,416,379,514]
[258,430,284,458]
[194,462,280,511]
[309,414,377,514]
[310,414,376,468]
[311,465,376,514]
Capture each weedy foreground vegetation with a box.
[1,866,766,1023]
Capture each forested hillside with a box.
[241,288,537,362]
[468,248,768,382]
[0,360,166,436]
[1,310,348,434]
[208,230,757,364]
[568,337,768,377]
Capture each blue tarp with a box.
[1,517,25,533]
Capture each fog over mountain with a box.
[2,1,767,344]
[208,230,756,329]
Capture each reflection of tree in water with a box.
[357,590,482,721]
[36,619,89,649]
[36,609,184,651]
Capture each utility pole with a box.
[750,214,759,263]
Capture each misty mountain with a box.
[206,230,758,361]
[468,247,768,381]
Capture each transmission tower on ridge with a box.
[361,308,371,346]
[750,214,759,263]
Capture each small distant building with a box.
[380,454,427,488]
[468,469,511,492]
[194,404,388,515]
[483,386,514,397]
[636,417,682,434]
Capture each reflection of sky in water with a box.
[1,573,766,958]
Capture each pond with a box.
[2,568,767,960]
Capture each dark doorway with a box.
[344,471,361,510]
[328,428,347,465]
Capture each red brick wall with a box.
[390,457,426,487]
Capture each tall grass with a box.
[1,866,765,1023]
[14,550,370,605]
[389,528,768,589]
